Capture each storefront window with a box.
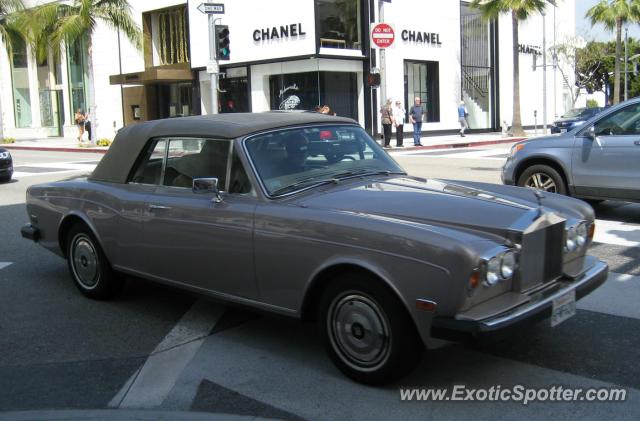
[317,0,362,50]
[67,37,88,118]
[269,71,358,120]
[11,36,32,128]
[404,60,440,123]
[220,68,249,113]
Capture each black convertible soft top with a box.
[90,112,357,184]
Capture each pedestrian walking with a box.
[74,109,86,142]
[392,99,405,147]
[458,101,469,137]
[380,98,394,148]
[409,97,425,146]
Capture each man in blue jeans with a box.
[409,97,425,146]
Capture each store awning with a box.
[110,63,193,85]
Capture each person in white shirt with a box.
[392,99,406,147]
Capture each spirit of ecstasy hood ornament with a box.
[533,190,545,219]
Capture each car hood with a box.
[297,176,588,239]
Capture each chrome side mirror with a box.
[193,177,223,203]
[585,125,596,140]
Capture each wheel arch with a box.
[514,156,571,192]
[58,212,105,259]
[300,260,413,324]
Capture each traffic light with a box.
[367,73,381,87]
[216,25,230,60]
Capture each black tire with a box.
[584,199,604,206]
[318,272,424,385]
[66,223,123,300]
[0,175,11,183]
[517,164,567,195]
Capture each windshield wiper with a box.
[332,169,406,180]
[271,177,339,197]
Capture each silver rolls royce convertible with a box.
[21,112,608,384]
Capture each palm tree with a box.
[32,0,141,142]
[586,0,640,105]
[0,0,25,139]
[471,0,555,136]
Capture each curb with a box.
[2,145,109,154]
[384,137,525,152]
[3,137,524,155]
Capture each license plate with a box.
[550,290,576,327]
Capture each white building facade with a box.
[0,0,576,140]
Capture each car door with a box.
[142,137,259,299]
[114,138,167,272]
[572,102,640,200]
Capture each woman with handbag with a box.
[380,98,394,148]
[74,109,86,142]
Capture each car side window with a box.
[594,103,640,136]
[228,149,253,194]
[130,139,167,185]
[163,138,230,189]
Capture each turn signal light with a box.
[468,272,480,289]
[588,222,596,240]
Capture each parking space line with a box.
[110,299,225,409]
[0,262,12,270]
[594,219,640,248]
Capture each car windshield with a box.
[244,125,405,196]
[561,108,596,119]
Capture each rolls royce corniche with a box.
[21,112,608,384]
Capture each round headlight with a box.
[485,256,501,286]
[576,223,588,247]
[500,251,516,279]
[565,226,577,252]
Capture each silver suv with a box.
[502,98,640,203]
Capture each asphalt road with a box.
[1,147,639,420]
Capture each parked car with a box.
[503,97,640,203]
[22,112,608,384]
[550,107,604,134]
[0,147,13,182]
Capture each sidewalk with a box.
[2,132,528,154]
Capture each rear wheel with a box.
[517,164,567,195]
[66,223,123,300]
[318,272,424,385]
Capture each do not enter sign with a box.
[371,23,395,48]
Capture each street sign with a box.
[197,3,225,14]
[371,23,395,49]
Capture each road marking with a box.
[392,148,509,160]
[593,219,640,247]
[109,299,225,409]
[0,262,12,270]
[11,160,98,178]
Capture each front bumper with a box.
[431,259,608,338]
[0,163,13,178]
[501,157,516,185]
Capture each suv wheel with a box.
[518,164,567,195]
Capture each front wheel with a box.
[66,223,123,300]
[318,273,424,385]
[517,164,567,195]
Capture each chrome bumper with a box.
[432,259,608,336]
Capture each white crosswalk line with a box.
[577,272,640,320]
[0,262,12,270]
[593,219,640,247]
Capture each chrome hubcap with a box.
[328,293,390,370]
[71,234,99,289]
[525,173,557,193]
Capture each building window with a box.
[268,71,358,120]
[158,7,190,65]
[404,60,440,123]
[11,36,32,128]
[67,37,88,119]
[317,0,362,50]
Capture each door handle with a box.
[149,204,171,211]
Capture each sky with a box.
[576,0,640,42]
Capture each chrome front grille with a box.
[516,221,564,291]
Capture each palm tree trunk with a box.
[614,18,622,105]
[86,36,97,144]
[511,11,524,136]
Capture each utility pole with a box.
[553,5,557,119]
[378,0,387,106]
[625,27,629,102]
[208,14,219,114]
[542,10,547,134]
